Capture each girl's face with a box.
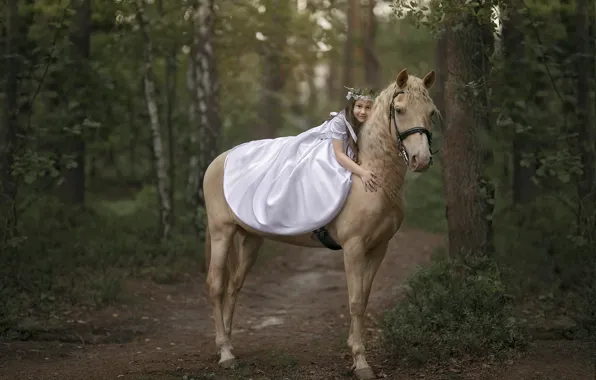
[353,99,373,123]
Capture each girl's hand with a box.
[360,170,379,192]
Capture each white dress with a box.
[223,111,356,236]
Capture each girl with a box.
[223,87,377,236]
[329,87,378,192]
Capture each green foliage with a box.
[492,194,596,339]
[377,13,436,82]
[402,160,447,233]
[0,186,201,330]
[578,276,596,341]
[494,196,593,293]
[382,254,527,366]
[1,0,448,330]
[392,0,596,345]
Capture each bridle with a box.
[388,90,437,167]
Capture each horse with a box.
[202,68,438,380]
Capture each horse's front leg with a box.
[343,240,376,380]
[347,242,388,352]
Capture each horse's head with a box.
[390,68,437,172]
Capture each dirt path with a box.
[1,228,593,380]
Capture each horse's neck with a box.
[358,121,407,207]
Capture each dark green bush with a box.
[0,186,202,330]
[382,254,527,366]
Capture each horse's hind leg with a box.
[205,221,237,367]
[220,229,263,365]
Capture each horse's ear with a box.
[423,70,436,89]
[395,68,409,88]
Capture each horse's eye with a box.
[396,107,403,114]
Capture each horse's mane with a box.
[357,75,436,209]
[362,76,435,138]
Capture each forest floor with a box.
[1,228,593,380]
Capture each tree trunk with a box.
[157,0,178,226]
[501,1,539,204]
[442,3,494,258]
[54,0,90,205]
[1,0,20,242]
[307,64,320,127]
[434,26,448,126]
[165,49,177,225]
[342,0,360,101]
[186,60,198,206]
[575,0,596,228]
[327,53,339,108]
[256,0,289,139]
[363,0,381,90]
[128,95,138,179]
[257,49,284,138]
[135,0,172,241]
[187,0,221,235]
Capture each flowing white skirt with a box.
[223,123,353,235]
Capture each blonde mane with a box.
[357,76,436,209]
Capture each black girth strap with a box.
[312,227,342,250]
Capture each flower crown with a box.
[344,86,376,102]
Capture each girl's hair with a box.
[325,87,375,164]
[343,98,363,164]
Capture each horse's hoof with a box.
[354,367,376,380]
[219,358,238,369]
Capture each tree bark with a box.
[157,0,178,226]
[501,1,540,204]
[256,0,290,139]
[342,0,361,101]
[187,0,221,235]
[165,50,177,225]
[442,2,494,258]
[575,0,596,228]
[186,59,198,206]
[135,0,172,241]
[434,26,448,126]
[327,53,339,108]
[1,0,20,242]
[53,0,90,205]
[363,0,381,90]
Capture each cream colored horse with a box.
[202,69,437,380]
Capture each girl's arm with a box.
[331,139,367,177]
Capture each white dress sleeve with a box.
[328,114,349,141]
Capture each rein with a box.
[388,90,437,167]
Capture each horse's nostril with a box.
[410,154,418,167]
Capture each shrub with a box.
[382,254,527,366]
[0,186,202,331]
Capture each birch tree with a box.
[134,0,172,241]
